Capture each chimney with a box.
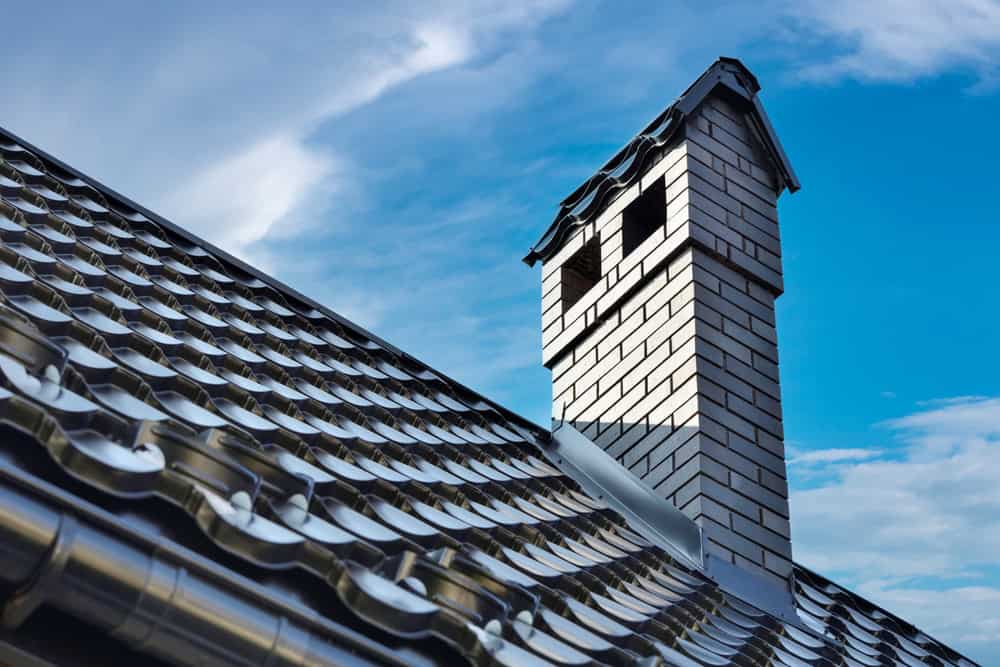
[526,59,800,588]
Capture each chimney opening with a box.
[560,236,601,311]
[622,177,666,257]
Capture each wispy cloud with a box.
[786,0,1000,86]
[791,396,1000,662]
[155,3,570,262]
[2,2,571,260]
[158,133,338,263]
[789,447,884,465]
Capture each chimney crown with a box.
[524,57,798,268]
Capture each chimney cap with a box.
[523,57,800,267]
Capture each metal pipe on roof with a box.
[0,482,383,667]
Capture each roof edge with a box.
[524,57,799,267]
[0,462,408,667]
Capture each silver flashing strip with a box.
[544,422,703,567]
[544,422,803,626]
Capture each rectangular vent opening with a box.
[622,177,666,257]
[561,236,601,312]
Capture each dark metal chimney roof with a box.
[523,57,800,267]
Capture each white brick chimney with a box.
[526,59,800,588]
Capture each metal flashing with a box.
[544,423,802,628]
[543,422,703,568]
[703,554,799,626]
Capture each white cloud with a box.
[788,0,1000,84]
[1,2,571,265]
[791,396,1000,662]
[917,395,992,406]
[158,133,336,262]
[153,5,568,261]
[789,448,883,465]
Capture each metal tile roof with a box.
[0,124,978,667]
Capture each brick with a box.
[701,103,751,146]
[703,539,735,565]
[696,431,761,482]
[730,471,789,517]
[643,336,697,395]
[697,324,752,366]
[702,516,764,565]
[640,143,687,191]
[689,495,732,528]
[595,306,643,360]
[574,344,620,396]
[755,245,782,274]
[742,205,780,244]
[760,468,789,496]
[726,244,783,293]
[751,351,780,382]
[542,311,587,366]
[698,392,756,441]
[689,172,743,221]
[724,353,780,399]
[723,158,777,205]
[732,514,793,559]
[640,221,689,275]
[699,475,760,522]
[636,378,698,429]
[720,281,775,326]
[754,390,782,420]
[694,284,752,329]
[542,226,586,281]
[593,183,640,234]
[727,392,783,439]
[671,473,702,510]
[691,244,747,292]
[698,355,753,403]
[691,413,729,450]
[726,176,778,221]
[762,507,790,539]
[763,551,794,579]
[607,419,654,460]
[687,127,740,169]
[706,117,758,164]
[652,451,702,497]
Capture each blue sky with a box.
[3,1,999,661]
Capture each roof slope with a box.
[0,123,978,667]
